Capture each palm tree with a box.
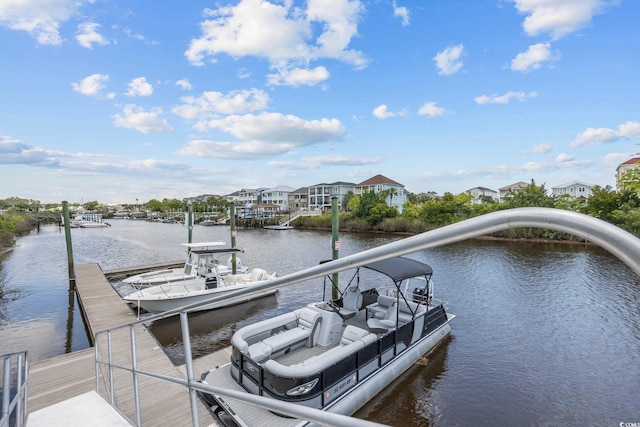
[386,187,398,206]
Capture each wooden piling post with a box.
[62,201,76,288]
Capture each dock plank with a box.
[28,263,216,426]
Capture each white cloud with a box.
[184,0,367,86]
[177,112,345,160]
[0,134,122,168]
[556,152,573,162]
[172,89,270,121]
[372,104,395,119]
[0,0,88,45]
[418,102,446,117]
[601,152,637,168]
[125,77,153,97]
[474,91,538,104]
[205,112,345,145]
[175,79,192,90]
[269,155,383,169]
[392,1,410,27]
[0,135,54,165]
[267,66,330,86]
[177,139,291,159]
[71,73,114,98]
[433,44,464,76]
[511,42,556,72]
[528,142,553,154]
[511,0,613,40]
[570,121,640,148]
[76,22,108,49]
[112,105,173,134]
[414,156,593,183]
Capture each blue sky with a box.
[1,0,639,205]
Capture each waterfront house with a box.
[260,185,295,211]
[235,188,265,207]
[355,174,407,213]
[288,187,309,211]
[498,181,530,202]
[465,187,499,204]
[307,181,356,211]
[616,157,640,191]
[551,181,595,201]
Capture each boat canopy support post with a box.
[187,202,193,244]
[331,195,340,300]
[230,203,237,274]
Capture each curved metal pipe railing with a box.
[94,207,640,426]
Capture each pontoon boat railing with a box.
[94,312,386,426]
[94,207,640,426]
[0,351,28,427]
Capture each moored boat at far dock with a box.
[122,241,248,287]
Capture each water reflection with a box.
[354,335,452,426]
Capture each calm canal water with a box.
[1,219,639,426]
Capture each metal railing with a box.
[1,351,28,427]
[93,208,640,426]
[94,311,386,427]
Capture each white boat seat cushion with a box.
[367,300,398,334]
[263,331,378,377]
[341,285,363,312]
[340,325,369,346]
[246,308,320,362]
[368,295,395,319]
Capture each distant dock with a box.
[103,260,184,282]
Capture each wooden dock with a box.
[27,263,220,426]
[103,261,184,282]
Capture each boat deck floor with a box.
[275,310,371,366]
[204,364,306,427]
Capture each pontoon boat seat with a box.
[263,327,377,377]
[368,295,395,320]
[340,325,370,345]
[246,308,320,362]
[367,299,398,334]
[337,285,363,319]
[397,299,426,323]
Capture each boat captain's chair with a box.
[367,299,398,334]
[338,285,363,320]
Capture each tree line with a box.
[3,180,640,245]
[296,181,640,239]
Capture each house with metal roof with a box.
[465,187,499,204]
[498,181,530,202]
[551,181,596,200]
